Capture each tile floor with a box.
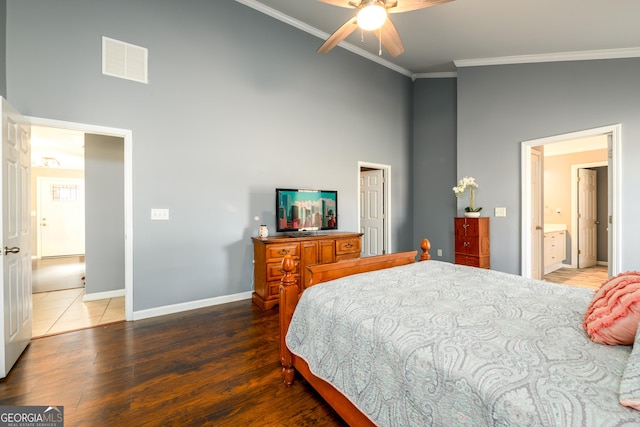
[32,289,125,338]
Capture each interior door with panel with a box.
[359,169,384,256]
[38,177,85,257]
[1,98,32,378]
[578,168,597,268]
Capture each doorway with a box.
[30,125,129,336]
[28,116,133,324]
[358,162,390,257]
[521,124,621,279]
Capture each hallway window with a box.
[51,184,79,202]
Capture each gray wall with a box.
[84,133,125,294]
[412,78,457,261]
[458,59,640,274]
[5,0,413,312]
[0,0,6,98]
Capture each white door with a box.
[38,177,85,257]
[578,168,597,268]
[360,169,384,256]
[1,98,31,378]
[531,149,543,280]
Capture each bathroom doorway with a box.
[521,124,620,280]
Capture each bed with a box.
[278,239,640,426]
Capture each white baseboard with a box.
[83,289,125,302]
[132,291,253,321]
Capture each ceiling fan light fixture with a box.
[357,2,387,31]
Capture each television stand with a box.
[251,232,363,310]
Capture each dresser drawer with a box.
[265,243,299,262]
[268,278,301,299]
[336,238,360,255]
[266,260,299,282]
[455,254,490,269]
[455,254,480,267]
[336,252,360,262]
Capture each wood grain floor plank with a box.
[544,265,608,291]
[0,300,346,426]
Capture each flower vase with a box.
[464,211,481,218]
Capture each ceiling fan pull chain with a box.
[379,27,382,56]
[361,29,364,43]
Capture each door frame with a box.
[357,161,391,255]
[521,124,621,278]
[571,162,607,268]
[530,148,543,280]
[27,116,133,321]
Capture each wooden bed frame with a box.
[279,238,431,426]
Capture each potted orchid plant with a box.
[453,176,482,217]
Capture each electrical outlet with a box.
[495,207,507,217]
[437,249,443,257]
[151,208,170,220]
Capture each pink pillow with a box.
[583,271,640,345]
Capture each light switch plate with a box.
[151,208,170,220]
[495,207,507,217]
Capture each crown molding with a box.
[412,71,457,79]
[236,1,640,78]
[235,0,413,77]
[454,47,640,68]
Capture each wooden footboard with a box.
[278,238,431,424]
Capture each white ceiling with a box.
[241,0,640,75]
[542,135,607,157]
[31,126,85,170]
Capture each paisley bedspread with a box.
[286,261,640,426]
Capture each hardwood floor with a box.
[544,265,609,291]
[0,300,346,427]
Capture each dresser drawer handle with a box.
[463,223,469,228]
[464,242,470,247]
[278,249,289,255]
[344,243,353,248]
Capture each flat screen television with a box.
[276,188,338,233]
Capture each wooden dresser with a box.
[252,232,362,310]
[454,217,490,269]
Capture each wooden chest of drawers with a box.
[252,232,362,310]
[454,217,490,269]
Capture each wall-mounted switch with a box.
[495,207,507,217]
[151,208,170,220]
[437,249,443,257]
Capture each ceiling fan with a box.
[317,0,454,57]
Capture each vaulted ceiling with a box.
[241,0,640,75]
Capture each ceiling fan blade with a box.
[317,0,356,8]
[318,17,358,53]
[374,17,404,57]
[388,0,454,13]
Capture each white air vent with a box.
[102,36,148,84]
